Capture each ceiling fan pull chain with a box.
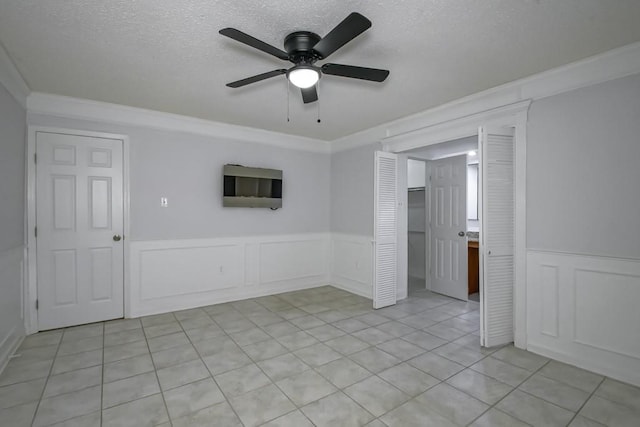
[316,80,321,123]
[287,78,290,122]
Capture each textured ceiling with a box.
[1,1,640,141]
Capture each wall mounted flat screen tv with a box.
[223,164,282,209]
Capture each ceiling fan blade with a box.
[226,69,287,88]
[321,63,389,82]
[301,86,318,104]
[313,13,371,59]
[220,28,289,60]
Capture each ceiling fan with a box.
[220,12,390,104]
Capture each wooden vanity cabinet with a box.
[468,241,479,295]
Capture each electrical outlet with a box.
[160,197,168,207]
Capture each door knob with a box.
[113,235,122,242]
[458,231,465,237]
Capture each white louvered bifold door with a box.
[374,151,398,309]
[480,127,515,347]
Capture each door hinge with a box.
[35,299,38,310]
[34,227,37,238]
[34,153,37,164]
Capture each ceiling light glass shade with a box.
[288,66,319,88]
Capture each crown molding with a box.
[330,126,386,154]
[0,43,30,108]
[26,93,331,154]
[332,40,640,152]
[22,40,640,154]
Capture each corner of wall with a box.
[328,233,373,299]
[0,43,30,108]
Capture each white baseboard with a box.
[330,280,371,300]
[0,246,26,374]
[527,342,640,388]
[527,250,640,387]
[128,233,331,317]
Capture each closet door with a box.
[480,126,515,347]
[36,131,125,330]
[429,154,468,301]
[374,151,398,309]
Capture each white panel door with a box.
[479,126,515,347]
[374,151,398,309]
[36,131,124,330]
[430,155,468,300]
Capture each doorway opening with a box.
[404,136,480,302]
[377,112,527,349]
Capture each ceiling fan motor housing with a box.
[284,31,322,63]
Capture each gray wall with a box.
[0,86,25,251]
[0,82,26,352]
[527,73,640,260]
[330,143,381,236]
[28,114,331,240]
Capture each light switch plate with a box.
[160,197,168,207]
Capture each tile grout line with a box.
[377,295,512,426]
[234,295,327,425]
[327,295,482,424]
[564,375,607,426]
[463,357,553,426]
[28,328,64,427]
[100,322,105,427]
[178,306,248,426]
[246,297,322,426]
[251,301,378,425]
[208,291,378,425]
[140,312,175,426]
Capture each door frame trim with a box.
[25,126,131,334]
[382,100,530,349]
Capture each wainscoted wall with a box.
[527,250,640,387]
[329,233,374,299]
[129,233,332,317]
[0,246,25,373]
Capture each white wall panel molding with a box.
[332,41,640,153]
[129,233,330,317]
[329,233,374,299]
[0,43,30,108]
[26,93,330,154]
[527,250,640,387]
[0,246,26,374]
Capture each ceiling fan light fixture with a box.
[287,66,319,88]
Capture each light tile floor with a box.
[1,286,639,426]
